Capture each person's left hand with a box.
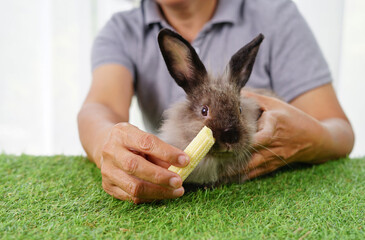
[241,90,328,180]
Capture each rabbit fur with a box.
[158,29,270,185]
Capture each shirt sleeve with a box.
[268,0,332,102]
[91,14,135,79]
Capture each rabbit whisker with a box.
[249,144,291,168]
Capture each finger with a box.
[148,155,171,169]
[241,90,271,108]
[245,167,271,180]
[114,149,183,188]
[245,153,266,171]
[103,181,151,204]
[117,123,190,167]
[252,111,276,148]
[106,164,185,200]
[110,186,153,204]
[241,90,279,109]
[132,144,175,169]
[245,161,284,180]
[245,157,285,180]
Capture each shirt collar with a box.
[143,0,163,26]
[142,0,243,27]
[209,0,243,25]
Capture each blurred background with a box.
[0,0,364,157]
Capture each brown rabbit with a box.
[158,29,267,185]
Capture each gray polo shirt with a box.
[92,0,332,133]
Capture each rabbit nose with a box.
[221,128,240,144]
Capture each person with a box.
[77,0,354,203]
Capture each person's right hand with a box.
[100,122,190,204]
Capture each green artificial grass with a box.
[0,154,364,239]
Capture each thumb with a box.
[252,110,276,149]
[241,89,276,109]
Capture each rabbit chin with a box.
[185,151,251,185]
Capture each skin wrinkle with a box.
[138,134,155,151]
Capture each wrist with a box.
[91,123,115,168]
[311,118,354,164]
[78,102,128,168]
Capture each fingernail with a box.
[178,154,189,166]
[169,177,181,188]
[173,187,184,197]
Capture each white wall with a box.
[337,0,365,157]
[0,0,133,155]
[293,0,344,86]
[294,0,365,157]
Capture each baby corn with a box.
[168,126,215,181]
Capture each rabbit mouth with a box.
[210,143,235,155]
[212,142,233,153]
[210,151,235,158]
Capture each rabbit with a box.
[158,28,269,186]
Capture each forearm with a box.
[314,118,355,164]
[77,103,127,168]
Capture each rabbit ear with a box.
[228,34,264,91]
[158,29,207,94]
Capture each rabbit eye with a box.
[239,106,242,114]
[201,106,209,116]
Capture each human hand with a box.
[242,91,327,180]
[100,123,190,203]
